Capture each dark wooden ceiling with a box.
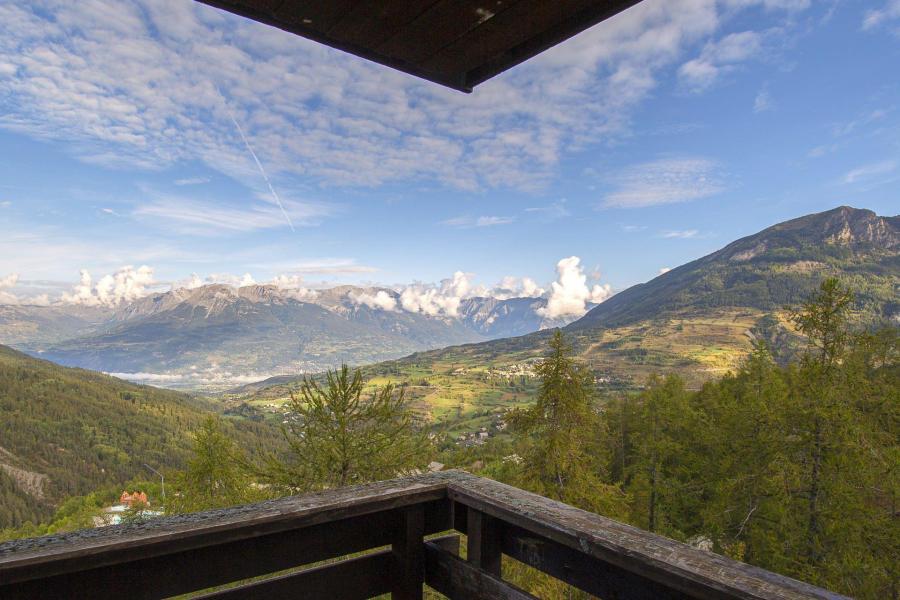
[194,0,643,92]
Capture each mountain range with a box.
[1,206,896,393]
[0,283,568,390]
[238,206,899,399]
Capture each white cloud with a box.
[537,257,612,319]
[441,215,516,228]
[135,195,333,234]
[0,273,18,289]
[658,267,672,275]
[61,265,155,307]
[808,144,837,158]
[273,259,378,276]
[400,271,476,317]
[269,274,319,301]
[0,273,19,304]
[206,272,257,287]
[489,276,546,300]
[678,30,764,92]
[662,229,700,238]
[0,201,11,208]
[0,0,808,195]
[349,290,398,312]
[525,200,570,220]
[601,157,724,208]
[862,0,900,30]
[174,273,204,290]
[753,88,774,113]
[842,160,897,184]
[174,177,210,186]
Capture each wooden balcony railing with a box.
[0,470,847,599]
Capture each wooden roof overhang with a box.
[194,0,644,92]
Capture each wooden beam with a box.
[446,472,849,600]
[425,540,537,600]
[0,475,453,599]
[194,549,393,600]
[392,504,426,600]
[467,508,502,577]
[0,512,398,600]
[501,523,689,600]
[194,0,473,92]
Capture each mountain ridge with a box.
[234,206,897,396]
[572,206,898,330]
[1,283,568,390]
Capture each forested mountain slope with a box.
[574,206,898,329]
[0,345,278,529]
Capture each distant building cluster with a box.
[91,490,161,528]
[119,490,149,507]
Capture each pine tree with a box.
[625,373,695,537]
[257,365,430,491]
[509,330,626,517]
[168,417,257,514]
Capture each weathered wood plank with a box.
[392,504,426,600]
[425,540,537,600]
[0,470,848,600]
[467,508,502,576]
[502,522,689,600]
[446,472,849,600]
[194,0,471,91]
[375,0,519,66]
[424,0,642,87]
[0,511,399,600]
[0,474,451,586]
[326,0,440,48]
[194,548,393,600]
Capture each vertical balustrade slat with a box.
[392,504,426,599]
[467,508,502,577]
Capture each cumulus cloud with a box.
[270,274,319,301]
[174,273,205,290]
[0,0,809,195]
[601,158,724,208]
[0,273,19,304]
[400,271,477,318]
[489,276,546,300]
[61,266,155,307]
[659,267,672,275]
[538,257,612,319]
[349,290,398,312]
[0,273,18,289]
[0,273,52,306]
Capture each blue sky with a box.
[0,0,898,310]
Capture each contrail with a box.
[222,101,295,232]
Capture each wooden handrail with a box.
[0,470,848,599]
